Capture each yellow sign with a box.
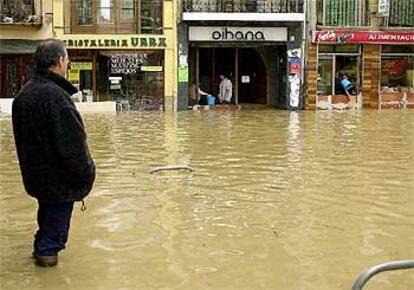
[69,69,80,81]
[141,66,163,72]
[71,62,92,70]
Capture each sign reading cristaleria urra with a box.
[62,37,167,49]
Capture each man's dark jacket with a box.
[12,69,96,204]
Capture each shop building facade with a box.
[177,0,305,110]
[306,0,414,109]
[0,0,53,110]
[54,0,177,111]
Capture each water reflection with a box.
[0,110,413,290]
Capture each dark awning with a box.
[0,39,42,54]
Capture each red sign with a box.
[313,31,414,44]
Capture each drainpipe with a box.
[302,0,310,109]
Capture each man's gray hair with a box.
[34,39,67,70]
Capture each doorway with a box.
[193,47,268,105]
[239,48,267,104]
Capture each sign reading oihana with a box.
[313,31,414,44]
[189,26,287,42]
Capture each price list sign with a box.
[110,53,146,74]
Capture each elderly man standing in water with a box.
[12,39,96,267]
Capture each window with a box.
[121,0,135,20]
[78,0,92,25]
[317,45,361,96]
[96,50,164,110]
[98,0,113,24]
[1,0,35,22]
[381,46,414,93]
[141,0,162,34]
[71,0,162,34]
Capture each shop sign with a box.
[71,62,92,70]
[62,37,167,49]
[189,26,287,42]
[69,70,80,82]
[110,53,145,74]
[378,0,390,17]
[313,31,414,44]
[141,66,163,72]
[178,67,189,83]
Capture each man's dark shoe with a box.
[35,255,58,267]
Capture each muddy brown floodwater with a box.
[0,110,413,290]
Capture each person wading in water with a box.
[12,39,96,267]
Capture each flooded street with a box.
[0,110,413,290]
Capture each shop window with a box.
[382,45,414,54]
[318,49,360,96]
[319,44,360,54]
[381,57,414,93]
[97,0,113,23]
[96,50,164,110]
[317,58,333,96]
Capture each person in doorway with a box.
[218,74,232,104]
[340,75,353,100]
[197,85,210,105]
[189,84,210,105]
[12,39,96,267]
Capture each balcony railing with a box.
[0,0,40,24]
[316,0,362,27]
[182,0,304,13]
[387,0,414,27]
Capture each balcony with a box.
[0,0,41,25]
[316,0,364,27]
[182,0,304,13]
[385,0,414,27]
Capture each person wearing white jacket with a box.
[218,74,232,104]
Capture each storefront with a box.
[380,45,414,108]
[63,36,166,110]
[309,31,414,109]
[178,21,305,110]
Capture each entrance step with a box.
[190,105,241,111]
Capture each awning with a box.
[0,39,41,54]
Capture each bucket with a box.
[207,95,215,105]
